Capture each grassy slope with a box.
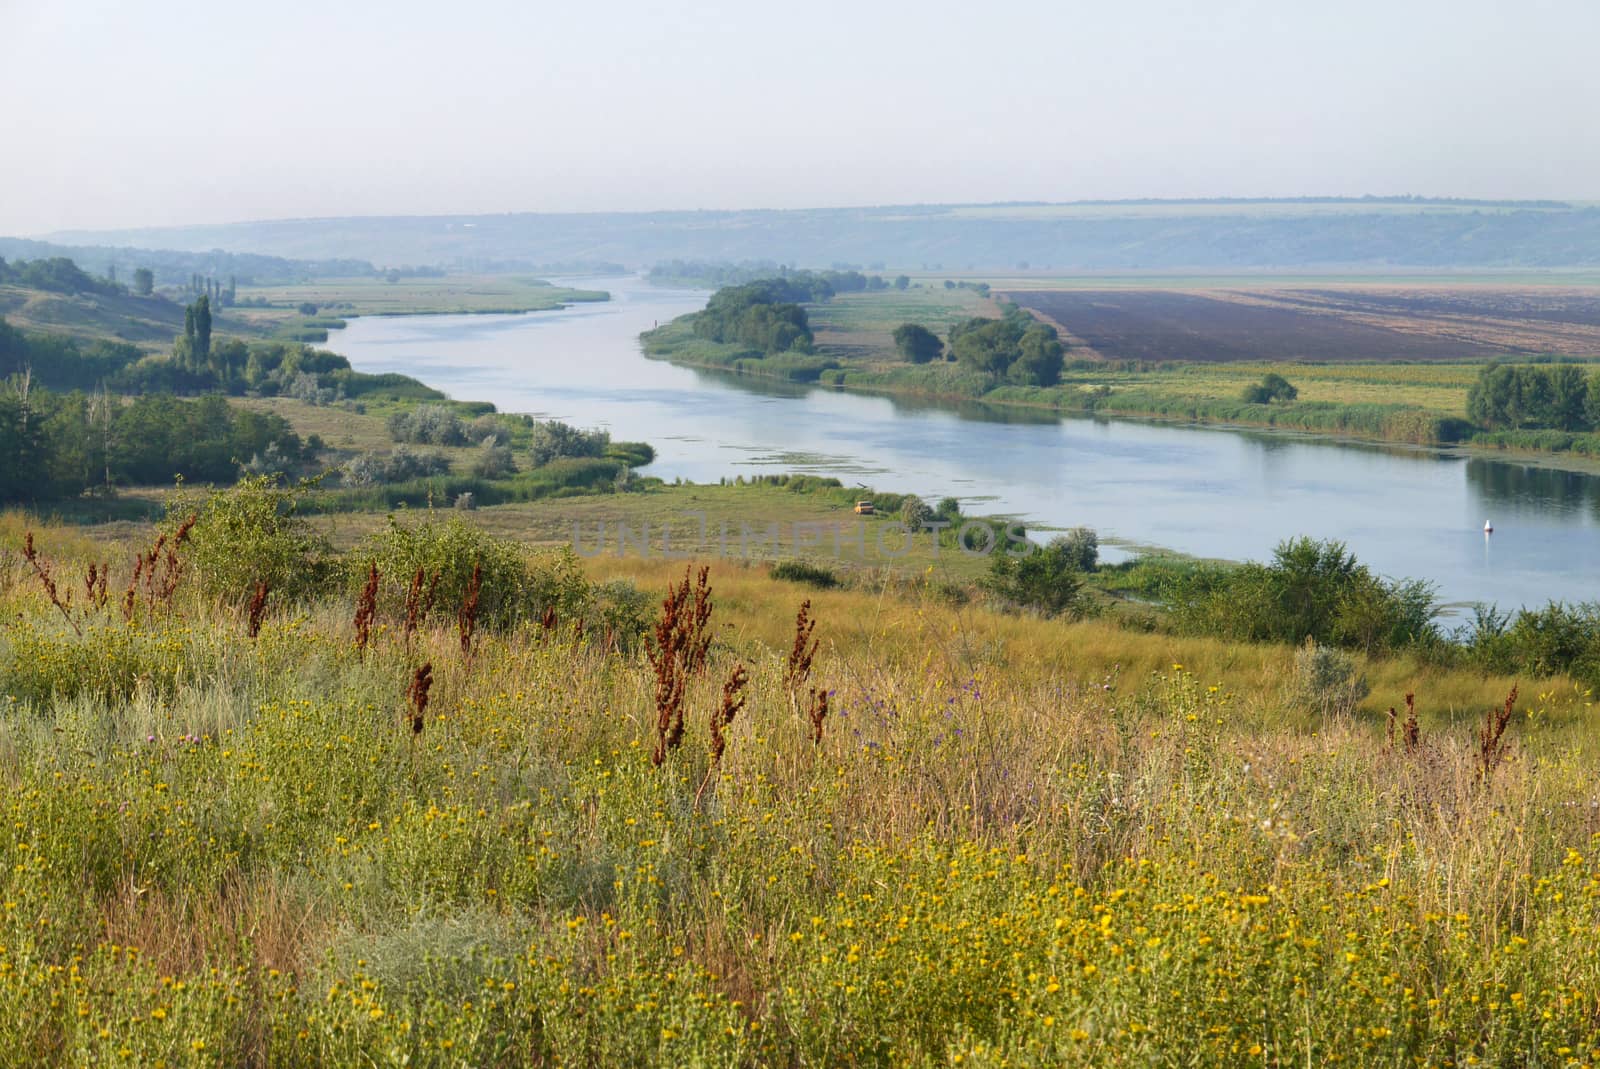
[0,508,1595,1064]
[31,476,1566,724]
[0,283,264,352]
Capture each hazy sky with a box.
[2,0,1597,235]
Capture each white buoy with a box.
[1484,520,1494,534]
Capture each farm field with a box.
[232,275,609,320]
[805,286,994,362]
[1006,287,1600,363]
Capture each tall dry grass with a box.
[0,527,1596,1064]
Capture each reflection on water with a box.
[320,276,1600,610]
[1466,458,1600,522]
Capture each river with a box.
[319,276,1600,611]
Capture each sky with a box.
[1,0,1598,235]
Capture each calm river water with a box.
[320,276,1600,611]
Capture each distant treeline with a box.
[649,261,891,294]
[1467,362,1600,432]
[1,312,441,402]
[0,387,313,503]
[450,259,626,276]
[0,237,377,287]
[0,256,124,297]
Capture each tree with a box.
[893,275,910,291]
[133,267,154,296]
[692,281,813,355]
[892,323,944,364]
[193,295,212,364]
[1242,372,1298,404]
[1009,326,1064,387]
[1549,364,1588,430]
[949,311,1063,385]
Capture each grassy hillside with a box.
[0,499,1595,1065]
[0,283,216,350]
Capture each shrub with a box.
[344,448,452,487]
[771,560,840,589]
[388,405,469,446]
[469,444,516,479]
[353,516,591,631]
[606,441,655,468]
[1057,527,1099,572]
[593,579,653,646]
[1241,372,1298,404]
[528,420,610,467]
[170,475,331,601]
[469,414,512,447]
[1288,638,1370,719]
[1158,538,1439,654]
[899,495,933,531]
[892,323,944,364]
[983,537,1086,618]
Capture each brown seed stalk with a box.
[648,565,716,768]
[407,663,434,736]
[403,567,425,649]
[1478,685,1517,781]
[246,581,270,639]
[457,561,481,659]
[354,563,379,655]
[22,531,81,636]
[807,686,830,745]
[785,599,819,691]
[696,663,750,810]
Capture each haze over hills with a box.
[37,198,1600,275]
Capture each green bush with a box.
[983,538,1086,618]
[1153,538,1440,654]
[170,475,331,601]
[770,560,840,589]
[352,515,591,631]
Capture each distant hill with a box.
[0,256,262,352]
[39,198,1600,272]
[0,236,376,287]
[0,282,189,349]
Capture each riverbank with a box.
[313,283,1600,609]
[640,317,1600,473]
